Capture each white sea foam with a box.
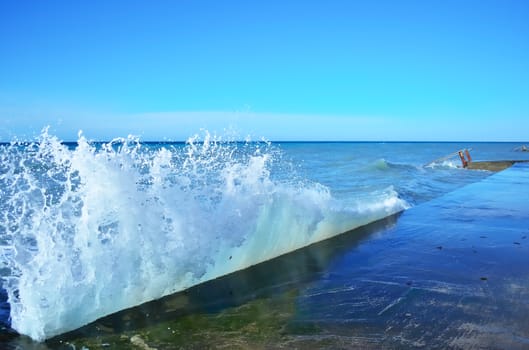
[0,129,408,341]
[424,160,460,169]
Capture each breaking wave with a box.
[424,160,460,169]
[0,129,408,341]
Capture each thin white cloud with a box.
[1,107,526,142]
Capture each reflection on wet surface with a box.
[3,164,529,349]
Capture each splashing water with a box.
[0,130,408,341]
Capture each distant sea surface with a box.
[1,131,528,347]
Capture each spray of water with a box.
[0,129,408,341]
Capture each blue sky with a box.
[1,0,528,141]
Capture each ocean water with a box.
[1,130,528,345]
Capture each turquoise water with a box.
[1,131,528,347]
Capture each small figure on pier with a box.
[458,150,472,168]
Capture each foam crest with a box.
[424,160,460,169]
[0,130,408,341]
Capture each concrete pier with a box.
[466,160,529,171]
[35,163,529,350]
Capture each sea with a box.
[1,130,528,349]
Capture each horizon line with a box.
[1,140,528,145]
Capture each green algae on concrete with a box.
[466,161,516,171]
[46,289,299,350]
[466,160,529,171]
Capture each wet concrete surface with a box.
[288,162,529,349]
